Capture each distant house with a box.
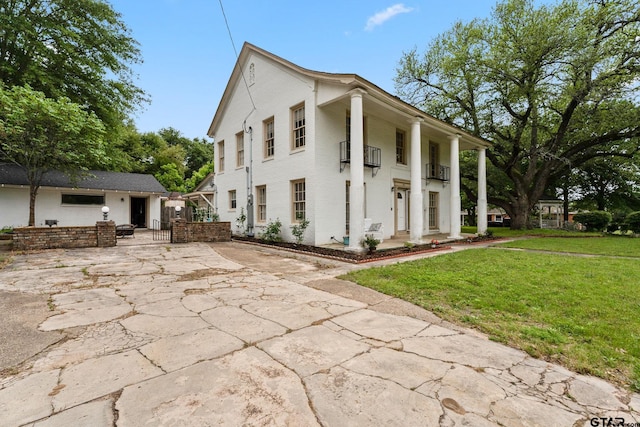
[0,164,166,228]
[208,43,491,249]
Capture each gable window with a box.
[229,190,236,210]
[264,117,274,158]
[61,194,104,205]
[291,179,306,221]
[218,141,225,172]
[236,132,244,167]
[396,130,406,165]
[256,185,267,223]
[291,103,305,149]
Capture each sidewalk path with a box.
[0,239,638,426]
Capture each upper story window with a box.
[264,117,274,159]
[396,130,406,165]
[218,140,225,172]
[291,103,305,150]
[236,132,244,167]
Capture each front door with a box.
[130,197,147,228]
[396,190,409,232]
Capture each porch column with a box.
[348,89,366,252]
[410,118,424,243]
[477,147,488,235]
[448,134,462,239]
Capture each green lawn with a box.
[462,225,602,238]
[341,242,640,391]
[497,236,640,257]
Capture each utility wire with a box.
[217,0,256,112]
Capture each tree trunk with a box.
[29,184,38,226]
[509,197,531,229]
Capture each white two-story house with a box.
[208,43,489,250]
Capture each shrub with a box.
[625,212,640,234]
[361,234,380,251]
[290,216,310,244]
[261,218,282,242]
[573,211,611,231]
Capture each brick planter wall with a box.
[170,220,231,243]
[13,221,116,251]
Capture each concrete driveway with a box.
[0,238,638,426]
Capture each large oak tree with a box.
[396,0,640,228]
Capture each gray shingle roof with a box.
[0,164,167,193]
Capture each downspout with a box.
[244,123,254,237]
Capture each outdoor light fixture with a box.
[175,205,182,218]
[101,206,110,220]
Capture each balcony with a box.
[426,163,450,181]
[340,140,381,176]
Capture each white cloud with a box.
[365,4,414,31]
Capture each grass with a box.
[462,225,602,238]
[497,236,640,258]
[341,242,640,391]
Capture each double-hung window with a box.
[218,141,225,172]
[236,132,244,167]
[292,179,306,221]
[256,185,267,222]
[264,118,274,158]
[291,103,305,149]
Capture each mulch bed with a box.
[232,235,496,264]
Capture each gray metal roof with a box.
[0,164,167,194]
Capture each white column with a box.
[448,134,462,239]
[348,89,366,252]
[410,118,424,243]
[477,148,488,235]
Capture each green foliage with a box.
[261,218,282,242]
[290,217,310,244]
[154,163,185,192]
[0,0,147,138]
[625,212,640,234]
[361,234,380,250]
[396,0,640,229]
[0,84,106,225]
[184,162,214,193]
[573,211,612,232]
[235,208,247,234]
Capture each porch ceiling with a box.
[318,92,484,151]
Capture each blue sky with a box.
[108,0,503,140]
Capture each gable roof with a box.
[0,164,167,193]
[208,42,491,149]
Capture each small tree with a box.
[573,211,612,232]
[0,85,105,226]
[625,212,640,234]
[290,216,310,244]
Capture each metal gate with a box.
[152,219,171,241]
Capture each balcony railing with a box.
[426,163,450,181]
[340,140,381,176]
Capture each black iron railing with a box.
[340,141,382,173]
[426,163,450,181]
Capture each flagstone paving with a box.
[0,237,638,426]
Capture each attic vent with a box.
[249,63,255,85]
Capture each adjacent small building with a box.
[0,164,166,228]
[208,43,490,249]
